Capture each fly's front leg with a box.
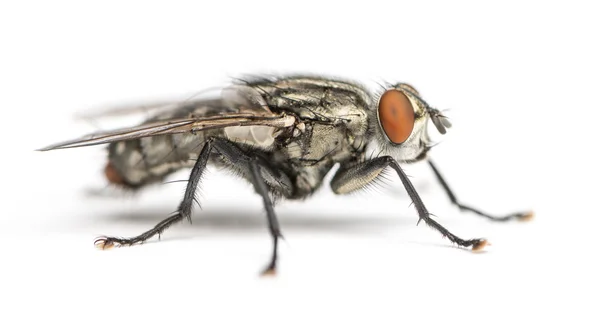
[331,157,487,251]
[94,138,215,249]
[428,160,534,222]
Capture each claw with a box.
[471,239,489,252]
[261,267,277,277]
[519,211,535,222]
[94,237,116,250]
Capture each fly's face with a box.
[371,83,451,162]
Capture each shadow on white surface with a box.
[92,207,411,234]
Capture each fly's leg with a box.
[206,138,291,275]
[331,156,487,251]
[249,161,282,276]
[428,160,534,222]
[94,138,215,248]
[212,139,291,274]
[95,137,292,275]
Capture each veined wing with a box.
[38,112,295,151]
[39,84,294,151]
[73,84,265,121]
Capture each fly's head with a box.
[369,83,452,162]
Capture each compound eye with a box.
[378,90,415,144]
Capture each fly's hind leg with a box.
[95,137,293,275]
[94,137,215,249]
[427,160,534,222]
[331,157,488,251]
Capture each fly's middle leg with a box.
[249,161,281,275]
[331,157,488,251]
[427,160,534,222]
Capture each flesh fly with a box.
[39,75,533,275]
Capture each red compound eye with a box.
[378,90,415,144]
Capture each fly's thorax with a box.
[247,77,371,164]
[273,109,369,166]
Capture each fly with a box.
[39,75,534,275]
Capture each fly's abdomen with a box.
[105,131,216,188]
[104,120,285,188]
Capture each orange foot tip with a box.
[471,240,489,252]
[519,211,535,222]
[261,268,277,277]
[94,238,115,250]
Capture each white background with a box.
[1,1,599,311]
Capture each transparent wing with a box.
[39,85,295,151]
[38,112,295,151]
[72,83,267,120]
